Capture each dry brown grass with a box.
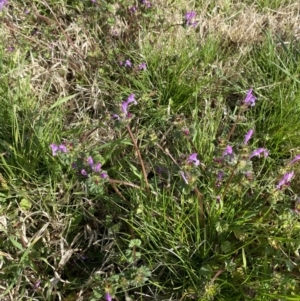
[1,0,300,121]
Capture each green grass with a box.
[1,0,300,300]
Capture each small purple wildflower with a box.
[222,145,233,158]
[244,129,254,145]
[50,143,68,156]
[87,156,102,173]
[182,128,190,136]
[81,169,88,176]
[121,94,137,115]
[187,153,200,166]
[141,0,151,8]
[87,156,94,166]
[243,89,256,107]
[276,171,294,190]
[138,62,147,70]
[179,171,189,184]
[105,293,112,301]
[125,60,132,67]
[129,6,137,13]
[93,163,102,173]
[290,154,300,165]
[185,11,198,27]
[100,172,108,179]
[249,148,269,159]
[33,280,41,289]
[112,113,120,120]
[0,0,8,10]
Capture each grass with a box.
[1,0,300,300]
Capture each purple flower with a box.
[138,62,147,70]
[277,171,294,190]
[125,60,132,67]
[185,11,197,27]
[290,154,300,165]
[100,172,108,179]
[222,145,233,158]
[243,89,256,107]
[87,156,94,166]
[93,163,102,173]
[87,156,102,173]
[0,0,8,10]
[33,280,41,289]
[129,6,137,13]
[121,94,137,115]
[179,171,189,184]
[141,0,151,8]
[112,113,120,120]
[105,293,112,301]
[249,148,269,159]
[244,129,254,145]
[187,153,200,166]
[81,169,88,176]
[50,143,68,156]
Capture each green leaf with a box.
[19,198,32,211]
[48,94,79,110]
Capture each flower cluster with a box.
[119,59,147,71]
[113,94,137,120]
[50,143,68,156]
[275,153,300,190]
[76,156,107,179]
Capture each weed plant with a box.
[1,1,300,301]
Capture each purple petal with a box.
[93,163,102,173]
[125,59,132,67]
[276,171,294,189]
[58,144,68,153]
[105,293,112,301]
[112,113,120,120]
[127,93,136,105]
[222,145,233,158]
[81,169,88,176]
[290,154,300,165]
[185,11,196,26]
[87,156,94,166]
[0,0,8,10]
[249,148,269,159]
[121,101,129,115]
[129,6,137,13]
[244,129,254,145]
[138,62,147,70]
[243,89,256,107]
[187,153,200,166]
[50,144,58,156]
[100,172,108,179]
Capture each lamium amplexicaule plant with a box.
[49,89,300,300]
[2,1,300,300]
